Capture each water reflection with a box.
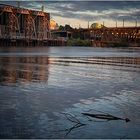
[0,47,140,138]
[1,56,139,86]
[0,57,50,86]
[50,57,140,68]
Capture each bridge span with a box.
[71,27,140,47]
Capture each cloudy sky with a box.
[1,1,140,28]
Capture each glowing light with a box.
[50,19,58,30]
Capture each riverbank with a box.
[67,38,91,46]
[67,38,140,48]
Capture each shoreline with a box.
[0,45,140,49]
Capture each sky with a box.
[0,1,140,28]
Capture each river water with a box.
[0,47,140,138]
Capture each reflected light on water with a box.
[0,47,140,138]
[0,57,50,86]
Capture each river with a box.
[0,47,140,138]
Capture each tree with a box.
[59,25,65,30]
[64,24,73,30]
[59,24,73,31]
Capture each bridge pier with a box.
[0,38,66,47]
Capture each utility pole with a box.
[116,21,117,28]
[103,21,104,27]
[123,19,124,27]
[79,24,81,29]
[88,21,89,29]
[135,20,137,27]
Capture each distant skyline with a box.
[1,1,140,28]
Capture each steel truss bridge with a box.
[83,27,140,47]
[0,4,50,40]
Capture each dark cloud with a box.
[46,1,140,12]
[0,1,140,23]
[33,1,140,22]
[44,1,140,22]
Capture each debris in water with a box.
[82,113,130,122]
[60,112,86,136]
